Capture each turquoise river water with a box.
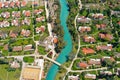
[46,0,72,80]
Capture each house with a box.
[85,74,96,79]
[77,16,91,23]
[36,26,45,33]
[21,29,30,37]
[102,56,115,62]
[82,48,96,55]
[96,44,112,51]
[111,11,120,16]
[22,66,41,80]
[3,44,8,50]
[21,0,27,7]
[32,1,38,6]
[1,12,10,18]
[99,33,113,40]
[23,44,34,51]
[22,18,31,25]
[0,2,3,8]
[88,59,101,65]
[12,11,21,18]
[10,60,20,68]
[15,1,20,7]
[4,1,9,8]
[23,10,31,17]
[68,75,79,80]
[115,53,120,58]
[83,36,96,43]
[39,36,53,50]
[0,32,8,39]
[36,16,45,22]
[34,9,43,15]
[78,26,91,32]
[0,21,10,28]
[9,30,18,38]
[3,21,10,27]
[11,19,19,26]
[9,1,15,8]
[35,59,44,67]
[91,13,104,20]
[12,46,22,52]
[118,21,120,25]
[53,36,58,44]
[96,24,106,29]
[78,62,89,69]
[100,71,112,76]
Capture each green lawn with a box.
[38,46,47,55]
[23,56,34,63]
[72,59,81,70]
[0,64,21,80]
[34,35,40,41]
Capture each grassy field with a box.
[38,46,47,55]
[23,56,34,63]
[0,64,21,80]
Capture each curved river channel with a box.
[46,0,72,80]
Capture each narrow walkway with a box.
[45,0,56,59]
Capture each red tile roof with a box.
[9,30,18,38]
[92,13,104,19]
[53,37,58,44]
[21,29,30,37]
[34,9,43,15]
[96,44,112,51]
[23,10,31,17]
[11,20,19,26]
[36,26,45,33]
[23,44,33,51]
[78,27,91,32]
[99,33,113,40]
[10,2,15,8]
[79,62,88,68]
[36,16,45,22]
[118,21,120,25]
[77,16,91,23]
[82,48,95,55]
[22,18,31,25]
[21,1,27,7]
[15,1,20,7]
[12,11,21,18]
[4,2,9,8]
[88,59,101,65]
[83,36,96,43]
[13,46,22,52]
[1,12,10,19]
[0,2,2,8]
[96,24,106,29]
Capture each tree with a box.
[103,58,115,68]
[68,53,75,61]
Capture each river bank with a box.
[46,0,72,80]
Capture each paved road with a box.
[71,67,107,73]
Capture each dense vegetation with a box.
[51,0,65,53]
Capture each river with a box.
[46,0,72,80]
